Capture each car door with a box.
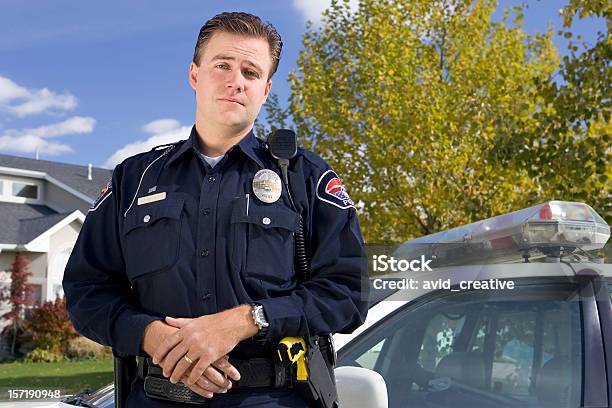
[337,277,604,408]
[599,275,612,405]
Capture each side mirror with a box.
[335,366,388,408]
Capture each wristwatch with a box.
[250,303,269,339]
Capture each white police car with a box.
[334,201,611,408]
[8,201,610,408]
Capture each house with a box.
[0,154,112,305]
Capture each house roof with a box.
[0,154,112,200]
[19,213,73,244]
[0,202,68,245]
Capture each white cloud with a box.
[18,116,95,139]
[142,118,181,134]
[0,77,29,102]
[103,119,190,168]
[0,76,77,117]
[0,116,96,156]
[292,0,359,24]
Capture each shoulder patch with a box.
[89,179,112,212]
[316,169,354,210]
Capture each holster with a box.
[292,336,339,408]
[113,349,137,408]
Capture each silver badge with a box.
[252,169,282,204]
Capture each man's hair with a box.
[193,12,283,79]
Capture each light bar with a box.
[394,201,610,264]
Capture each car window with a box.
[355,338,386,370]
[338,282,583,408]
[418,312,466,372]
[491,311,537,395]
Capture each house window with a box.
[0,178,42,204]
[12,182,38,199]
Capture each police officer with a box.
[63,11,368,407]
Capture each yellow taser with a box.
[277,337,308,381]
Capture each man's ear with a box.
[189,62,198,91]
[263,79,272,103]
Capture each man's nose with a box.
[226,70,245,92]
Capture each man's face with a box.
[189,32,273,133]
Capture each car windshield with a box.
[80,383,114,408]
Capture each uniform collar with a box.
[165,125,266,169]
[235,128,267,169]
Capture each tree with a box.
[0,254,33,356]
[254,93,292,141]
[525,0,611,222]
[288,0,563,242]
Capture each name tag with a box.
[137,192,166,206]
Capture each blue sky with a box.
[0,0,605,168]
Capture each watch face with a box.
[252,304,269,329]
[256,308,269,327]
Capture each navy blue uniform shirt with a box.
[63,126,369,358]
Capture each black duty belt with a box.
[137,356,292,405]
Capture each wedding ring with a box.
[184,355,194,364]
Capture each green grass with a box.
[0,359,113,400]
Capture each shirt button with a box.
[200,249,209,257]
[143,214,151,223]
[208,176,216,183]
[202,208,211,215]
[262,217,271,225]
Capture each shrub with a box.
[66,336,112,360]
[22,297,78,355]
[24,347,65,363]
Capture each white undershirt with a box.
[199,152,224,168]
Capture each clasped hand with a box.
[151,314,242,398]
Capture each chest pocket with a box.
[122,198,184,280]
[230,196,299,288]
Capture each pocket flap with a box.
[124,198,184,234]
[231,198,299,232]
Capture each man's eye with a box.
[244,70,259,78]
[216,64,229,69]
